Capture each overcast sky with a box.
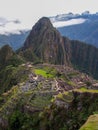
[0,0,97,30]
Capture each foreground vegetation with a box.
[0,61,98,130]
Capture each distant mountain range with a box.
[50,11,98,47]
[0,17,30,50]
[0,31,29,50]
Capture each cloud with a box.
[0,17,87,35]
[53,18,87,28]
[0,17,31,35]
[0,17,8,26]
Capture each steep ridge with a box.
[0,45,14,67]
[20,17,69,65]
[0,44,23,69]
[0,45,24,94]
[69,40,98,78]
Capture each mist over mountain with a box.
[0,17,30,35]
[0,17,30,50]
[51,11,98,47]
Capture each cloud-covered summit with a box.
[0,17,31,35]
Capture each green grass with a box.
[80,114,98,130]
[30,95,52,108]
[56,91,73,103]
[79,87,88,91]
[75,88,98,93]
[67,81,76,87]
[34,69,54,78]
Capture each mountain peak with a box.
[37,17,52,25]
[32,17,53,32]
[0,45,14,66]
[0,44,14,57]
[21,17,69,65]
[23,17,54,49]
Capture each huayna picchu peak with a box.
[19,17,98,79]
[0,17,98,130]
[21,17,69,65]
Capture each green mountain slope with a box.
[69,40,98,78]
[0,45,24,94]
